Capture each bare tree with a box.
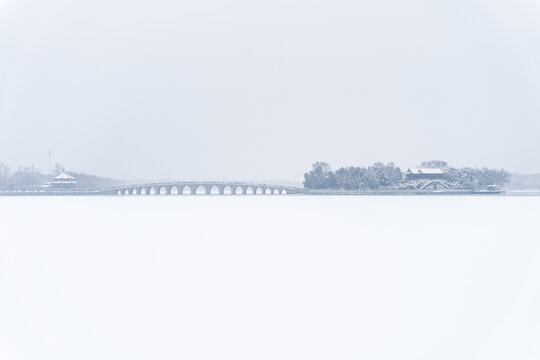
[51,163,64,176]
[12,165,44,187]
[419,160,448,169]
[0,163,11,186]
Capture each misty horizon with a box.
[0,156,532,184]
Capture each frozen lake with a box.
[1,196,539,360]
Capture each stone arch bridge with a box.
[98,182,303,196]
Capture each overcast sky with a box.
[1,0,539,181]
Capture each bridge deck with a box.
[100,182,302,195]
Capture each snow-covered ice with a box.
[1,196,539,360]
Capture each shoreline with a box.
[1,190,539,196]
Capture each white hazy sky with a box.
[1,0,539,180]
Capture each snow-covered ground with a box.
[1,196,539,360]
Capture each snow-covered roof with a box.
[54,170,75,180]
[406,168,445,174]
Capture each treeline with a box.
[0,162,128,190]
[303,161,511,190]
[509,173,540,190]
[304,162,403,190]
[0,164,45,187]
[443,167,511,189]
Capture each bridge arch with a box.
[209,185,220,195]
[195,185,207,195]
[419,180,450,191]
[281,189,287,195]
[264,188,272,195]
[245,187,253,195]
[149,187,157,195]
[131,188,138,195]
[234,186,243,195]
[123,188,130,195]
[158,186,167,195]
[182,185,192,195]
[256,187,263,195]
[170,186,179,195]
[223,185,233,195]
[140,187,147,195]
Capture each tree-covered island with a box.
[304,161,510,191]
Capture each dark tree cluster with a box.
[304,162,403,190]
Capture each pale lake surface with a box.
[1,196,539,360]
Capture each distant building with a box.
[405,168,445,181]
[44,170,78,190]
